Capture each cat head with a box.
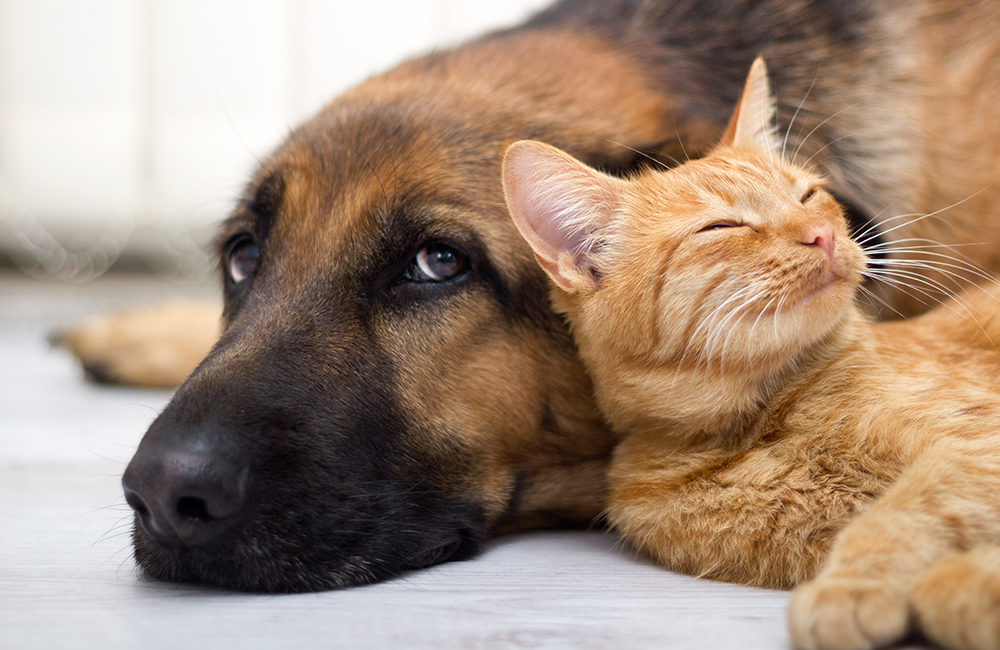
[501,57,866,427]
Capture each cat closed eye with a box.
[698,222,740,232]
[800,188,818,203]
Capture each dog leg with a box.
[56,299,220,388]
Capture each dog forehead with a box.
[266,126,422,257]
[245,108,531,287]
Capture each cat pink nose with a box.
[801,223,835,260]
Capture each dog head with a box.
[121,29,701,592]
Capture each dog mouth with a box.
[409,533,465,569]
[123,427,487,593]
[129,507,484,593]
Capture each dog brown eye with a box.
[414,243,468,282]
[227,237,259,284]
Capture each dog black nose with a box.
[123,437,248,547]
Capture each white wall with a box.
[0,0,550,280]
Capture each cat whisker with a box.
[952,301,997,346]
[864,267,964,299]
[861,272,940,310]
[863,240,990,269]
[686,283,764,357]
[856,284,907,320]
[854,212,928,247]
[869,261,1000,309]
[713,308,765,368]
[781,69,820,161]
[852,209,933,242]
[864,237,988,252]
[862,235,999,287]
[670,108,691,163]
[864,268,998,339]
[866,255,1000,289]
[856,188,991,247]
[849,196,905,242]
[749,295,781,342]
[864,240,989,262]
[792,103,859,163]
[773,293,788,343]
[697,283,769,368]
[864,256,997,300]
[672,282,766,385]
[607,140,681,170]
[801,134,851,169]
[695,311,742,373]
[711,289,771,372]
[867,269,997,343]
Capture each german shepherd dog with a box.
[98,0,1000,593]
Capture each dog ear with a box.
[717,56,779,154]
[502,140,623,293]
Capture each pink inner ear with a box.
[526,185,593,257]
[504,144,597,263]
[503,140,620,291]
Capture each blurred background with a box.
[0,0,550,284]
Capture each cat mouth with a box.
[792,261,855,310]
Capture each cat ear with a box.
[502,140,622,293]
[717,56,779,154]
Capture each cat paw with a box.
[912,547,1000,650]
[788,577,909,650]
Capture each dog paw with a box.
[912,547,1000,650]
[55,299,220,389]
[788,577,909,650]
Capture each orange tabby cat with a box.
[502,57,1000,650]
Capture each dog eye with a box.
[409,243,468,282]
[227,236,259,284]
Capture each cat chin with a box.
[793,278,855,314]
[758,287,857,359]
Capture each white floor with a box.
[0,271,927,650]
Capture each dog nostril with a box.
[123,433,250,548]
[176,496,213,522]
[124,489,150,517]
